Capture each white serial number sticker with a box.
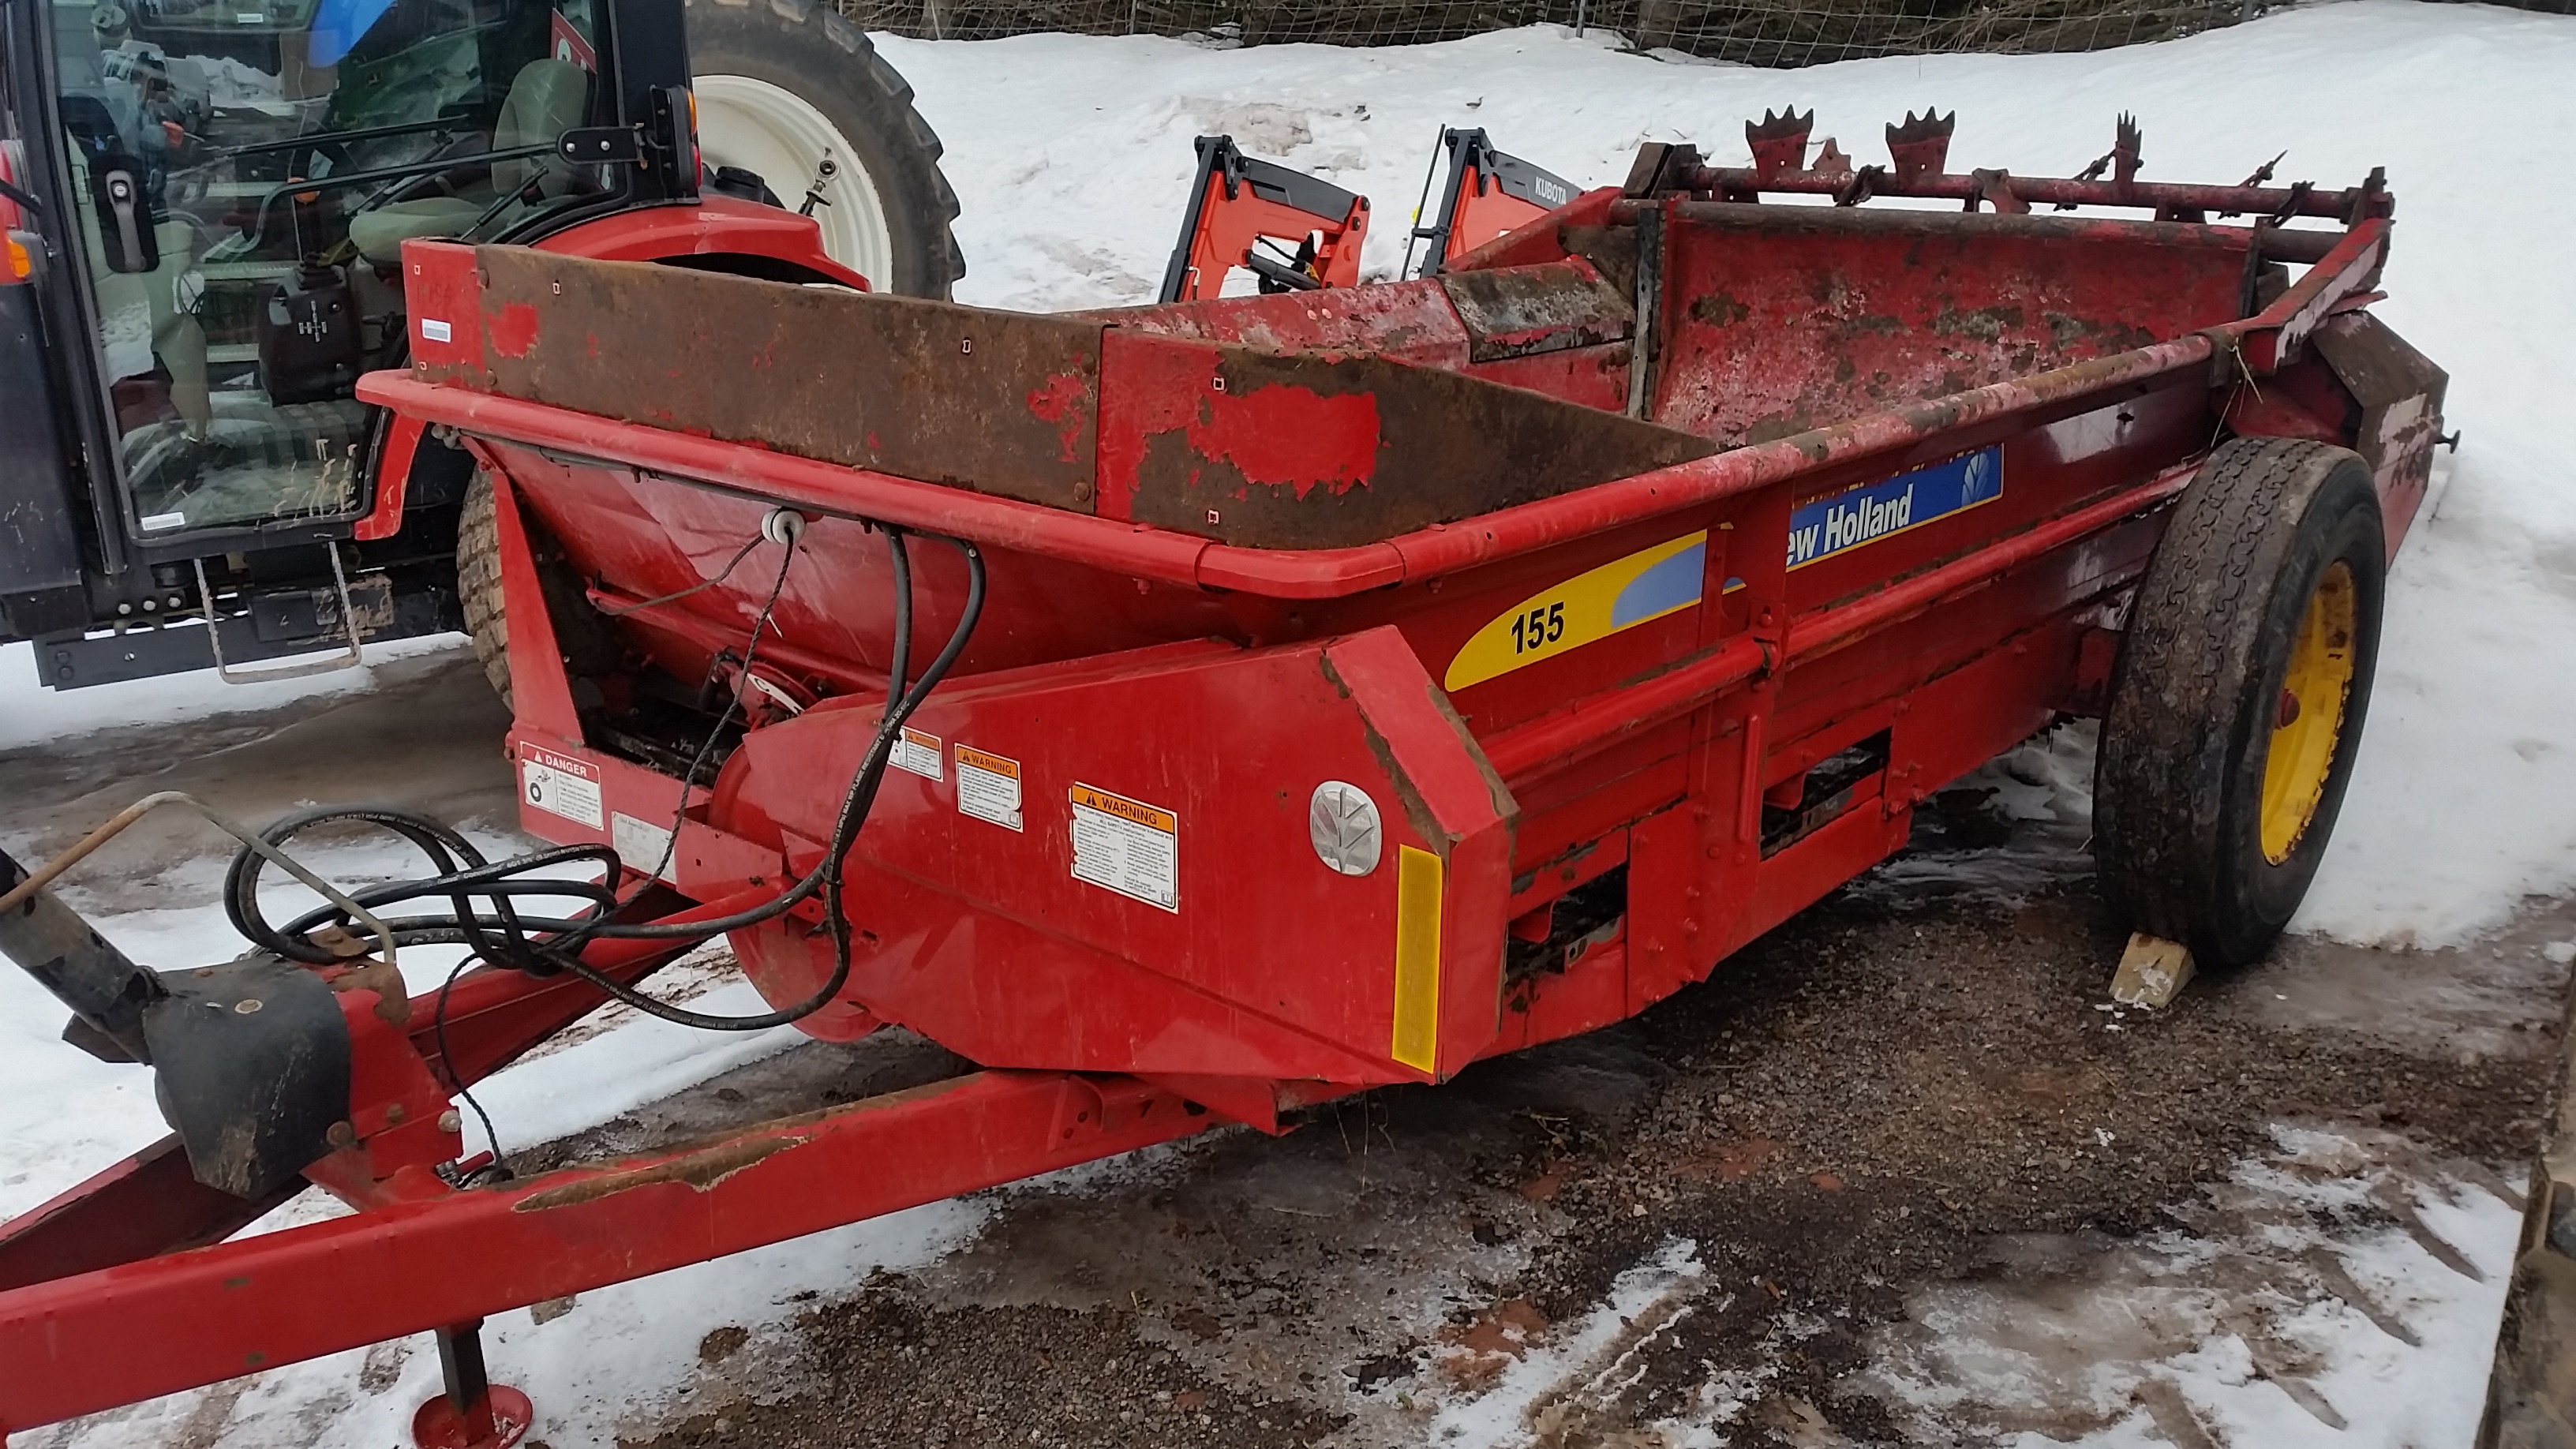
[955,745,1022,831]
[519,747,603,828]
[419,317,452,343]
[611,811,675,881]
[1069,784,1178,912]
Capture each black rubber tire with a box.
[459,471,624,710]
[685,0,965,298]
[458,472,515,709]
[2094,437,2387,967]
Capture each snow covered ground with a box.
[3,2,2571,1445]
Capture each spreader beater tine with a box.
[2240,148,2287,189]
[1885,108,1954,184]
[1810,137,1852,179]
[2114,111,2144,189]
[1746,107,1814,180]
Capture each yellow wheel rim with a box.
[2259,560,2357,864]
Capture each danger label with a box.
[1069,783,1178,912]
[891,726,944,782]
[955,745,1022,831]
[519,745,602,828]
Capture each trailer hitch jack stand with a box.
[410,1320,530,1449]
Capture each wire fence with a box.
[839,0,2570,64]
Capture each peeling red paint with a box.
[1094,331,1212,522]
[1095,332,1386,522]
[1191,383,1380,500]
[489,302,541,359]
[1026,372,1090,464]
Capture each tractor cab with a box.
[0,0,696,683]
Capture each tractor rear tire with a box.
[459,10,961,706]
[2093,437,2387,966]
[459,471,513,710]
[459,470,626,710]
[687,0,965,296]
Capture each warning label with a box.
[955,745,1022,831]
[1069,783,1178,912]
[892,726,945,782]
[519,745,603,829]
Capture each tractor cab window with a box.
[51,0,609,537]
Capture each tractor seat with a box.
[349,58,589,268]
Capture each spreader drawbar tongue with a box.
[0,796,386,1198]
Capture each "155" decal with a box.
[1509,601,1567,653]
[1446,531,1706,691]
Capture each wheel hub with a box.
[2258,560,2357,864]
[693,73,898,286]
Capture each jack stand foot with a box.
[2110,931,2196,1009]
[410,1320,531,1449]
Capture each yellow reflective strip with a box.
[1391,845,1443,1072]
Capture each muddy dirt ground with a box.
[8,652,2563,1448]
[612,806,2568,1448]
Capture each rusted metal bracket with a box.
[1886,110,1953,185]
[1626,200,1665,419]
[1968,168,2029,215]
[1747,107,1813,181]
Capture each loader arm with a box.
[1157,134,1369,302]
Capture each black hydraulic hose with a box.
[230,805,619,968]
[883,530,912,726]
[219,529,987,1034]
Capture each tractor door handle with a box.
[103,168,150,271]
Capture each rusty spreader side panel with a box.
[1095,329,1717,550]
[445,247,1103,511]
[1648,205,2254,447]
[1436,260,1633,363]
[1077,260,1634,373]
[2308,311,2449,560]
[1083,277,1476,369]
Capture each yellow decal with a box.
[1391,845,1444,1072]
[1444,531,1707,691]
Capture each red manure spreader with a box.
[0,109,2447,1447]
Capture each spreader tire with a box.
[459,471,513,709]
[2094,437,2387,966]
[687,0,964,296]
